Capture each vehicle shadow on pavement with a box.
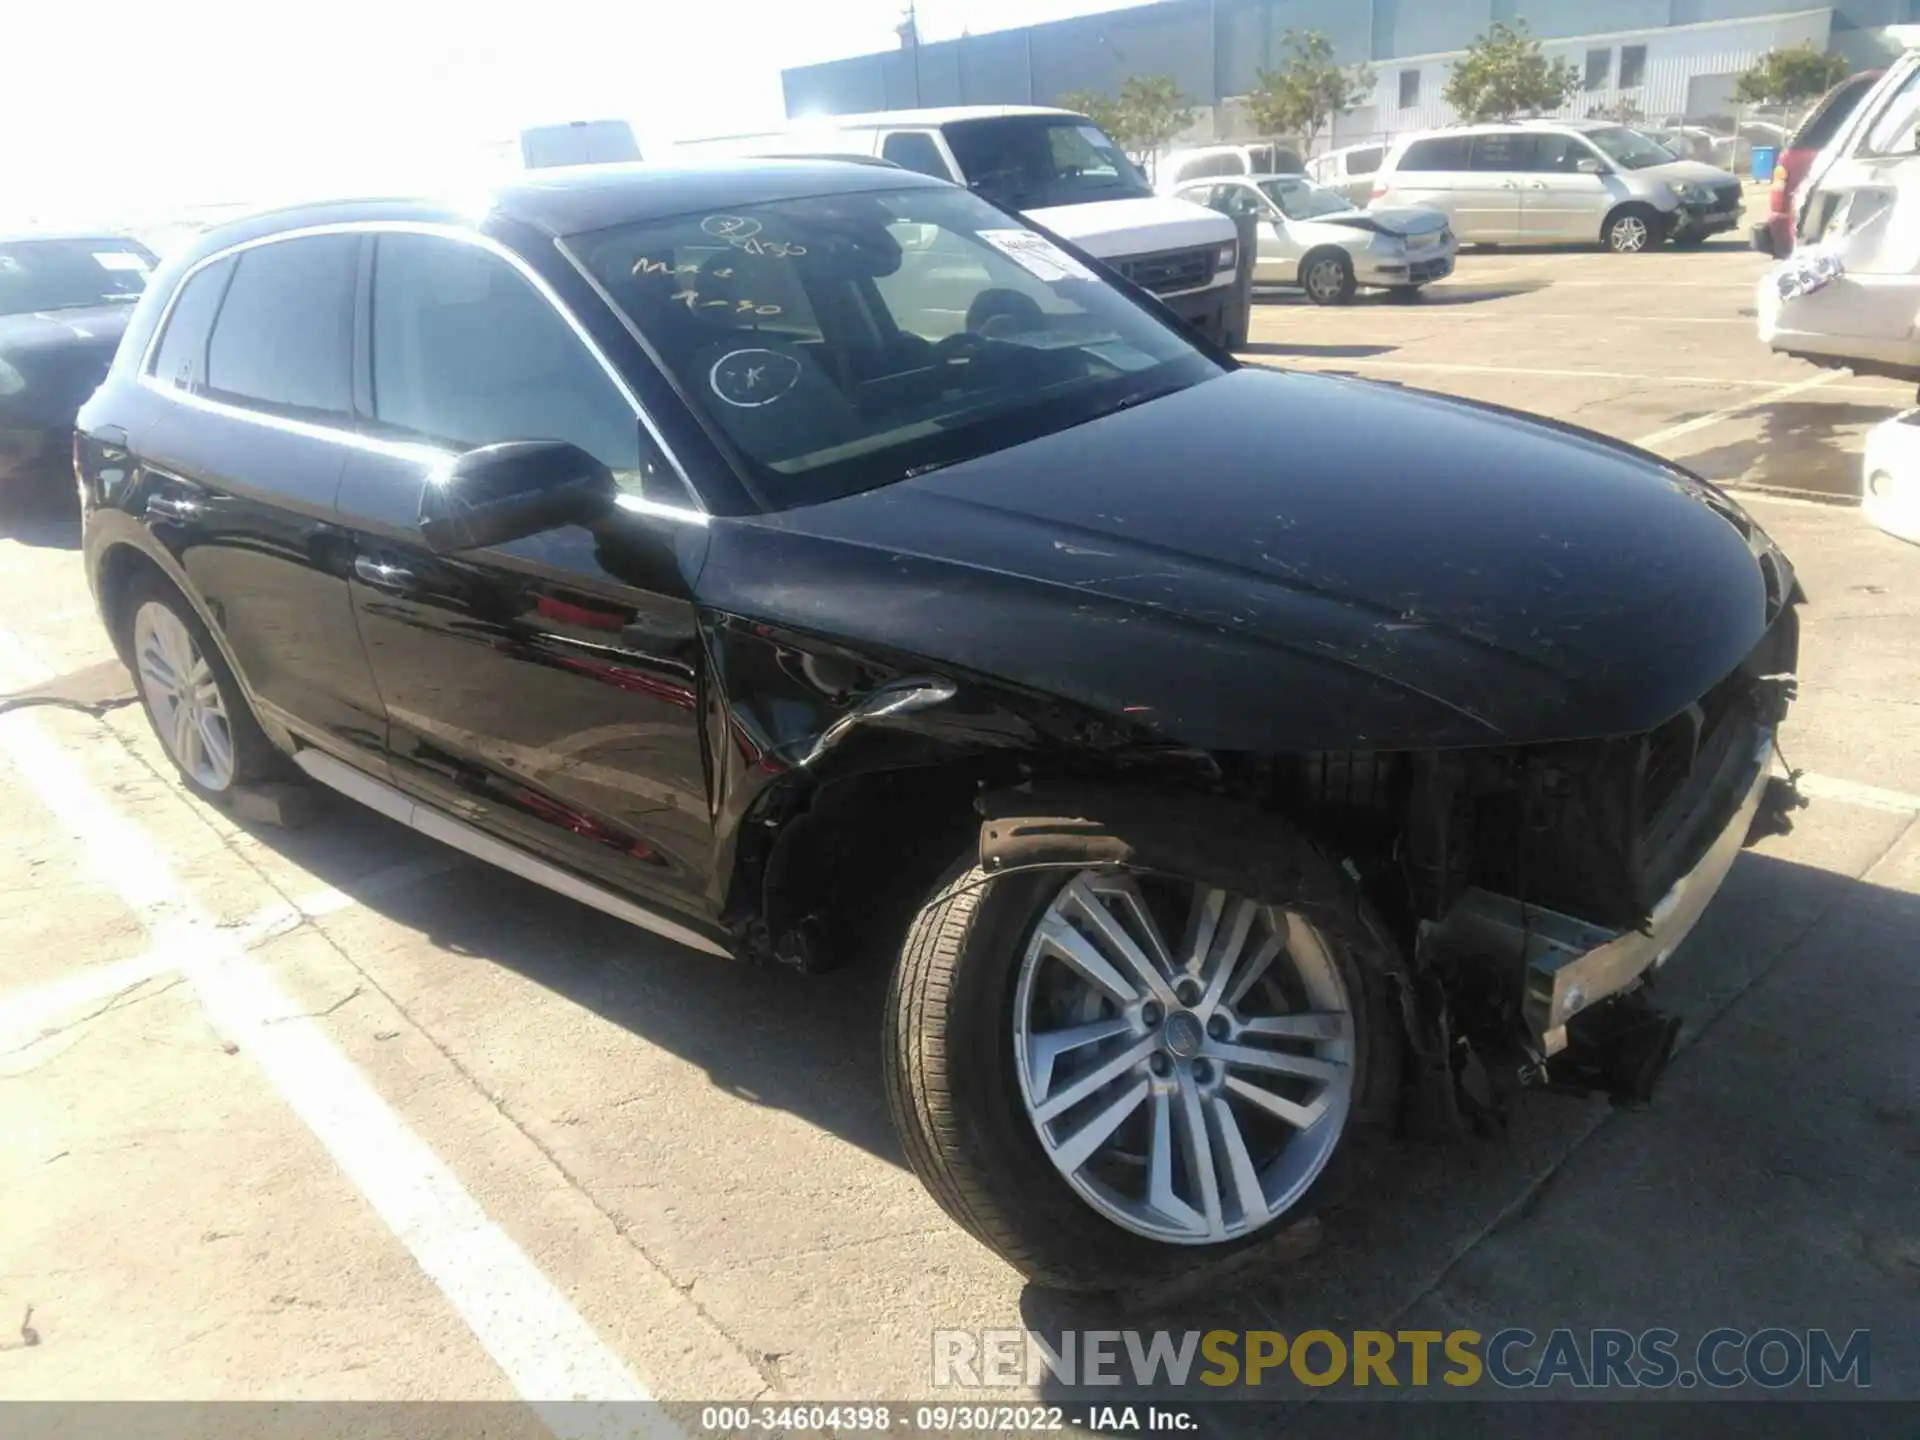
[1254,282,1549,309]
[246,795,906,1159]
[1009,844,1919,1402]
[1240,342,1399,360]
[224,797,1917,1386]
[0,508,81,551]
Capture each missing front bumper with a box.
[1420,727,1774,1057]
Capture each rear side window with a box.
[205,235,357,419]
[1347,146,1383,175]
[1795,72,1879,150]
[369,233,644,483]
[1862,68,1920,156]
[1398,136,1472,171]
[1470,133,1535,171]
[881,132,951,179]
[148,256,234,393]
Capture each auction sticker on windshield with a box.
[978,229,1098,284]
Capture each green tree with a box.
[1244,30,1374,152]
[1444,21,1579,122]
[1055,88,1127,140]
[1112,73,1196,174]
[1735,44,1849,107]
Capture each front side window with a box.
[0,239,153,317]
[881,131,953,180]
[942,117,1152,209]
[369,233,649,489]
[148,256,234,393]
[1257,178,1356,220]
[1584,125,1676,170]
[205,234,356,419]
[571,185,1218,509]
[1531,133,1602,174]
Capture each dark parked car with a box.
[1,233,156,503]
[78,162,1803,1293]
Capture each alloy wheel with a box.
[1611,215,1650,253]
[133,601,235,791]
[1012,871,1354,1244]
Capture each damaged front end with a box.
[1264,604,1804,1114]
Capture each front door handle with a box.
[144,493,201,523]
[353,553,416,590]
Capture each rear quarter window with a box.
[147,256,235,394]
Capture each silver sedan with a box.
[1177,174,1456,305]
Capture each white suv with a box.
[1371,121,1745,253]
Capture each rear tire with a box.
[123,571,280,805]
[882,791,1403,1293]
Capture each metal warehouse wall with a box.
[780,0,1917,118]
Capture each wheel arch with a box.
[95,539,262,717]
[1601,200,1665,250]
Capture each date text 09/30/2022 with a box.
[696,1405,1194,1434]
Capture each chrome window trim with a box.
[134,218,708,525]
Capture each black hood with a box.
[0,303,134,356]
[0,304,132,423]
[703,368,1786,752]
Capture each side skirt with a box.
[291,747,733,959]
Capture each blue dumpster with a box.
[1752,144,1780,183]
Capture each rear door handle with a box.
[353,554,416,590]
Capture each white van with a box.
[677,107,1247,344]
[1306,142,1390,207]
[1157,142,1304,193]
[1760,51,1920,385]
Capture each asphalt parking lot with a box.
[2,226,1917,1420]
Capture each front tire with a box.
[1300,251,1357,306]
[125,573,279,804]
[883,794,1403,1293]
[1603,205,1662,254]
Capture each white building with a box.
[1203,6,1840,154]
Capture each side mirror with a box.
[1577,157,1607,175]
[419,439,616,554]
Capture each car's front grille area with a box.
[1410,256,1453,283]
[1711,181,1743,212]
[1117,246,1215,295]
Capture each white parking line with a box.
[0,649,669,1431]
[1632,372,1842,448]
[1791,771,1920,814]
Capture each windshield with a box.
[941,116,1153,209]
[1256,177,1356,220]
[1584,126,1678,170]
[573,185,1219,509]
[0,239,153,316]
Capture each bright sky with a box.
[4,0,1157,232]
